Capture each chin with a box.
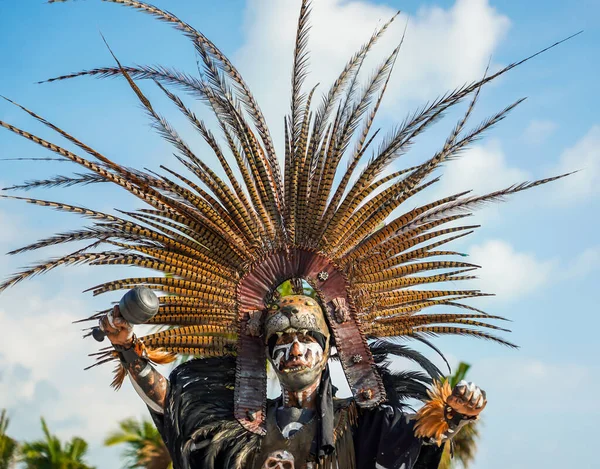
[276,364,324,391]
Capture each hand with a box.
[99,305,134,348]
[446,380,487,418]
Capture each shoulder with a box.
[169,356,236,383]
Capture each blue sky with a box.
[0,1,598,468]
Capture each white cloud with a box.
[471,357,599,469]
[467,239,554,300]
[0,282,151,465]
[407,140,531,225]
[522,119,558,145]
[388,0,510,101]
[0,300,85,379]
[562,245,600,279]
[436,139,529,197]
[474,356,598,413]
[236,0,510,153]
[549,125,600,203]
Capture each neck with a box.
[281,379,320,410]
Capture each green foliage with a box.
[438,362,480,469]
[448,362,471,388]
[0,410,18,469]
[19,418,94,469]
[104,418,171,469]
[277,280,294,297]
[277,280,317,298]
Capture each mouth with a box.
[280,359,310,373]
[282,365,309,373]
[271,339,323,374]
[276,354,314,373]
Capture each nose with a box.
[289,340,303,359]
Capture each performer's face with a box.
[269,331,327,390]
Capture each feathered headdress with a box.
[0,0,573,435]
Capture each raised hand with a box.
[446,380,487,418]
[99,305,135,348]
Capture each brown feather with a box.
[414,380,453,445]
[354,260,479,284]
[86,277,235,299]
[107,241,236,280]
[353,227,476,275]
[111,361,128,390]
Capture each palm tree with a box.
[19,418,94,469]
[0,410,18,469]
[438,362,481,469]
[105,418,171,469]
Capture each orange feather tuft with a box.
[414,380,453,445]
[146,347,177,365]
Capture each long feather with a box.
[2,1,578,378]
[354,226,478,275]
[79,0,283,194]
[155,83,259,242]
[3,173,106,191]
[0,252,116,293]
[308,12,400,157]
[290,0,312,156]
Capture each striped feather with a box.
[354,260,479,284]
[352,226,477,275]
[3,172,106,192]
[85,276,235,299]
[0,252,115,293]
[107,241,236,280]
[357,272,477,294]
[332,177,441,257]
[93,0,283,196]
[374,312,508,328]
[361,298,494,322]
[2,2,577,376]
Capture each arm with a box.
[415,380,486,446]
[100,306,168,414]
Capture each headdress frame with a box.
[235,247,386,434]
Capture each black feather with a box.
[159,357,260,469]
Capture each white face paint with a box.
[269,332,328,391]
[271,335,323,372]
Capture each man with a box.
[101,292,486,469]
[0,1,564,468]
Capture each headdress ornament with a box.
[0,0,573,436]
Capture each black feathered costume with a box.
[149,350,443,469]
